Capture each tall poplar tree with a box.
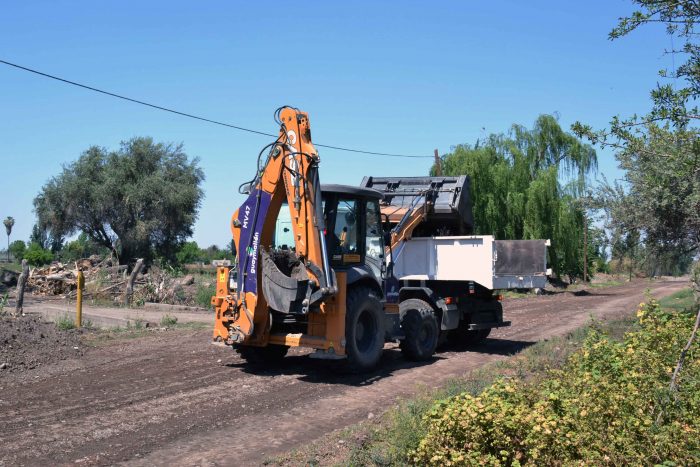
[435,115,597,281]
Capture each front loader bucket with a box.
[360,175,474,235]
[261,249,310,314]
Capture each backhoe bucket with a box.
[261,249,310,314]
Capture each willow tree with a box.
[436,115,597,280]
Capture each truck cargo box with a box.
[391,235,550,290]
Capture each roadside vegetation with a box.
[334,288,698,466]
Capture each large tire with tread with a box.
[344,286,385,372]
[235,344,289,364]
[399,299,439,361]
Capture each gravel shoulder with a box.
[0,279,686,466]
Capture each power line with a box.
[0,59,432,159]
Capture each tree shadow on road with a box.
[225,337,536,387]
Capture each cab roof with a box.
[321,184,383,200]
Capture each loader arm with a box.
[387,195,429,251]
[213,107,335,345]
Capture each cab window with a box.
[325,197,359,261]
[334,199,358,254]
[365,200,382,260]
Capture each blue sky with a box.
[0,1,673,248]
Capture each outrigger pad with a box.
[261,249,311,314]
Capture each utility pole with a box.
[434,149,442,176]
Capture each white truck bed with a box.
[391,235,550,290]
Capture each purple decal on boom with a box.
[236,189,271,295]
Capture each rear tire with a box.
[235,344,289,364]
[399,299,439,361]
[345,286,385,372]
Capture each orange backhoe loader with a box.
[212,107,549,371]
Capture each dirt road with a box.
[0,280,686,466]
[20,296,213,329]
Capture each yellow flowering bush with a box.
[413,299,700,465]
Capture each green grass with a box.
[0,292,9,313]
[0,263,23,273]
[658,287,697,312]
[195,283,215,308]
[56,314,76,330]
[126,317,146,330]
[588,279,624,288]
[499,290,531,299]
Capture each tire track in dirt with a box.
[0,280,686,466]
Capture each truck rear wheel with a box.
[345,286,385,372]
[399,299,439,361]
[235,344,289,364]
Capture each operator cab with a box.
[272,184,385,279]
[320,184,384,271]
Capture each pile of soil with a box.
[0,314,85,373]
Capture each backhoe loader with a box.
[212,107,549,371]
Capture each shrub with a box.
[56,314,76,330]
[0,293,8,314]
[23,242,53,266]
[413,298,700,465]
[196,283,215,308]
[127,318,145,330]
[160,314,178,327]
[176,241,202,265]
[8,240,26,262]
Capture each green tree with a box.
[23,242,53,266]
[176,241,202,265]
[29,223,63,253]
[585,225,610,276]
[573,2,700,261]
[59,233,108,262]
[3,216,14,262]
[8,240,26,262]
[34,137,205,265]
[437,115,596,280]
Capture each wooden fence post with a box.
[14,259,28,317]
[76,269,84,327]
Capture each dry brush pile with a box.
[26,256,213,306]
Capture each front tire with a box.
[399,299,439,361]
[345,286,385,372]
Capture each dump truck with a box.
[212,106,549,371]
